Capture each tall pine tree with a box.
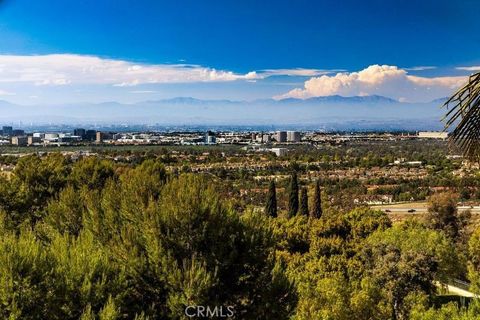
[265,180,277,217]
[300,187,309,216]
[288,172,299,217]
[311,180,322,219]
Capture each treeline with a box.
[0,154,479,319]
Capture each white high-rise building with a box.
[276,131,287,142]
[287,131,301,142]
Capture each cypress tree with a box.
[300,187,309,216]
[311,180,322,219]
[265,180,277,217]
[288,172,299,217]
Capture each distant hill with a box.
[0,95,448,130]
[430,97,449,104]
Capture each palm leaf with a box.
[442,72,480,162]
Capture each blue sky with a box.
[0,0,479,104]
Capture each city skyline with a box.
[0,0,478,106]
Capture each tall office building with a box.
[276,131,287,142]
[287,131,301,142]
[11,136,28,146]
[85,130,97,141]
[96,131,113,143]
[2,126,13,137]
[74,128,86,138]
[12,129,25,137]
[27,136,41,145]
[205,131,216,144]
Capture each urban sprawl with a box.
[0,126,448,154]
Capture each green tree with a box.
[425,193,468,240]
[300,187,308,216]
[265,180,277,218]
[3,154,70,227]
[411,299,480,320]
[288,172,299,217]
[85,173,296,319]
[367,222,458,282]
[43,185,86,236]
[351,221,459,320]
[120,159,167,207]
[366,246,436,320]
[311,180,322,219]
[70,157,116,190]
[467,227,480,294]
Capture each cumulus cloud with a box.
[277,65,466,102]
[456,66,480,71]
[0,54,260,86]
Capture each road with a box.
[446,284,476,298]
[371,202,480,215]
[435,280,477,298]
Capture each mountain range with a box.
[0,95,449,130]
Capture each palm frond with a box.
[442,72,480,162]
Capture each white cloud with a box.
[277,65,466,102]
[404,66,437,71]
[0,90,15,96]
[258,68,343,78]
[0,54,260,87]
[456,66,480,71]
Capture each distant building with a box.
[276,131,287,142]
[113,133,123,140]
[2,126,13,137]
[44,133,59,141]
[405,161,423,166]
[74,128,86,138]
[262,134,271,143]
[27,136,41,145]
[205,131,216,144]
[12,129,25,136]
[287,131,301,142]
[85,130,97,141]
[270,148,288,157]
[418,131,448,140]
[96,131,113,143]
[11,136,28,146]
[58,136,79,143]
